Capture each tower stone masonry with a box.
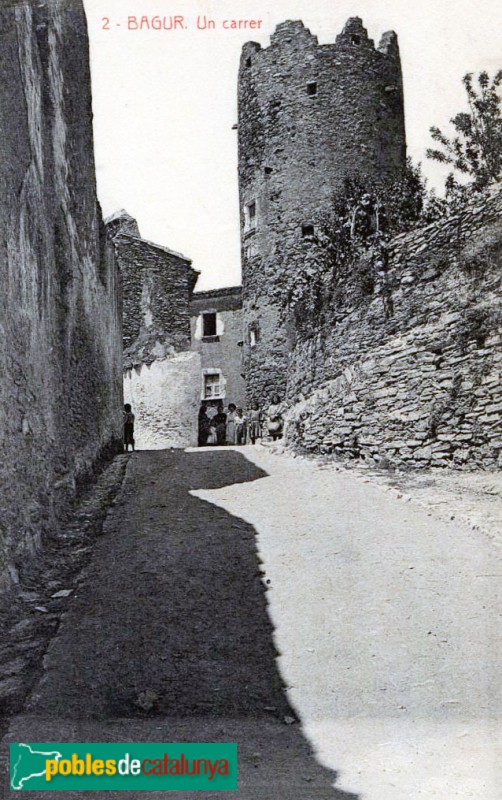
[238,17,407,403]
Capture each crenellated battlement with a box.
[241,17,399,64]
[270,19,319,48]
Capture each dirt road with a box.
[193,446,501,800]
[1,446,500,798]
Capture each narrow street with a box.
[2,447,501,799]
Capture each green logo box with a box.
[10,742,237,791]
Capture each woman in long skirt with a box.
[226,403,238,445]
[266,394,284,441]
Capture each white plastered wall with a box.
[124,351,202,449]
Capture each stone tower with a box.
[238,17,406,403]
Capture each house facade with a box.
[190,287,246,412]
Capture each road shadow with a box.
[2,450,358,799]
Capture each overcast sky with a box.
[83,0,502,290]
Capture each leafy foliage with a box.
[331,160,427,240]
[282,161,427,331]
[427,71,502,189]
[280,70,502,337]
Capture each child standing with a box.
[247,402,262,445]
[123,403,135,452]
[235,408,247,445]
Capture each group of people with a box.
[198,395,284,447]
[124,395,286,452]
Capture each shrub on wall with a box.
[281,160,428,333]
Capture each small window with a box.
[264,166,273,175]
[244,201,257,232]
[249,324,259,347]
[246,57,252,68]
[307,82,317,96]
[204,373,222,399]
[202,312,217,337]
[302,224,315,238]
[351,34,361,45]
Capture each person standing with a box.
[213,403,227,446]
[235,408,247,445]
[266,394,284,441]
[206,422,218,445]
[226,403,238,445]
[123,403,135,452]
[198,404,211,447]
[247,402,262,445]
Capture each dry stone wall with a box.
[0,0,123,589]
[285,189,502,469]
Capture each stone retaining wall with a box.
[285,189,502,469]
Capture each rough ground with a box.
[265,443,502,545]
[0,456,128,735]
[0,450,356,799]
[1,446,500,799]
[359,465,502,543]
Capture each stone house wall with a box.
[111,228,198,364]
[238,17,406,403]
[0,0,123,589]
[109,215,202,448]
[285,189,502,469]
